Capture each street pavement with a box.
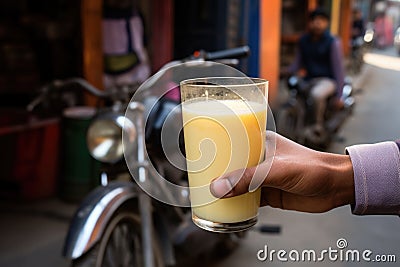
[0,199,74,267]
[1,48,400,267]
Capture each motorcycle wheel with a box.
[277,106,299,142]
[71,205,164,267]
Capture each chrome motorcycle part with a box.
[87,112,136,163]
[63,182,139,259]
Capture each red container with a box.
[0,111,60,200]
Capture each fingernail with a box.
[210,178,233,198]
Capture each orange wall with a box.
[259,0,281,106]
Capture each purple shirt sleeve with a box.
[330,38,345,98]
[346,141,400,215]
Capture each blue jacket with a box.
[299,31,334,80]
[288,30,345,97]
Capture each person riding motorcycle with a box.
[351,8,365,41]
[286,8,345,139]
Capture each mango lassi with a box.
[182,99,266,230]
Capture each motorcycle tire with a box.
[71,204,164,267]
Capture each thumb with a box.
[210,167,259,198]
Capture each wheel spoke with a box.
[94,213,150,267]
[133,231,143,266]
[106,221,143,267]
[104,224,123,267]
[104,242,118,267]
[112,224,122,251]
[120,224,133,265]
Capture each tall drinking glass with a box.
[180,77,268,233]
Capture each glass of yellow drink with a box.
[180,77,268,233]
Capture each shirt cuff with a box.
[346,141,400,215]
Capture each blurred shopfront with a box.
[0,0,358,108]
[0,0,81,200]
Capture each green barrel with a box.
[60,106,100,202]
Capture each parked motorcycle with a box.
[348,21,378,75]
[363,22,375,49]
[394,26,400,56]
[277,75,355,150]
[350,36,366,75]
[33,46,279,267]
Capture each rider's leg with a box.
[310,78,336,131]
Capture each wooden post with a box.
[331,0,341,36]
[260,0,281,106]
[340,0,353,57]
[330,0,353,57]
[150,0,174,73]
[81,0,103,106]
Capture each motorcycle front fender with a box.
[63,181,139,259]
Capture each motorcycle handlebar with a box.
[27,78,110,112]
[53,78,110,98]
[27,46,251,112]
[203,46,250,60]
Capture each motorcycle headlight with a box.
[364,30,374,43]
[87,113,136,163]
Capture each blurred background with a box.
[1,0,400,266]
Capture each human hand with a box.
[210,133,355,213]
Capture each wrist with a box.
[321,153,355,209]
